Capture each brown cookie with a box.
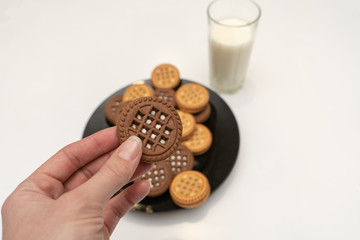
[166,144,194,176]
[137,161,172,197]
[193,103,211,123]
[122,83,155,102]
[116,97,182,163]
[151,64,180,89]
[182,124,212,156]
[105,95,123,125]
[176,110,196,140]
[169,170,211,208]
[105,96,132,125]
[154,88,176,107]
[175,83,209,113]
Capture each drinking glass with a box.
[208,0,261,93]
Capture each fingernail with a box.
[118,136,142,161]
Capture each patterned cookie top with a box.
[165,144,194,176]
[137,161,172,197]
[122,83,155,102]
[116,97,182,163]
[169,170,211,208]
[182,124,212,156]
[155,88,176,107]
[151,64,180,89]
[176,110,196,140]
[175,83,209,113]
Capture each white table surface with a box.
[1,0,360,239]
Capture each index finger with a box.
[34,127,120,183]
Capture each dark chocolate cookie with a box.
[193,103,211,123]
[136,160,172,197]
[116,97,182,163]
[166,144,194,176]
[105,95,123,125]
[154,88,176,107]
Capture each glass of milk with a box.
[207,0,261,93]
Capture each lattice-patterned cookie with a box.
[116,97,182,163]
[151,64,180,89]
[182,124,212,156]
[175,83,209,113]
[170,170,211,208]
[155,88,176,107]
[122,83,155,102]
[165,144,194,176]
[176,110,196,140]
[136,161,172,197]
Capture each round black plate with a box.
[83,79,240,213]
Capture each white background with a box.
[1,0,360,239]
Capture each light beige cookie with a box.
[175,83,209,113]
[176,110,196,140]
[122,83,155,102]
[169,170,211,208]
[151,64,180,89]
[182,124,212,156]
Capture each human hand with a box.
[1,127,152,240]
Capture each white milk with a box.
[209,18,254,92]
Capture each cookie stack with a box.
[104,63,213,209]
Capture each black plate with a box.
[83,79,240,213]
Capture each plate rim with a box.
[82,79,240,213]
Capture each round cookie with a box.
[155,88,176,108]
[193,103,211,123]
[136,161,172,197]
[175,83,209,113]
[165,144,194,176]
[182,124,212,156]
[151,64,180,89]
[105,96,132,125]
[105,95,123,125]
[116,97,182,163]
[169,170,211,208]
[176,110,196,140]
[122,83,155,102]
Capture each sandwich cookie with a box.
[193,103,211,123]
[170,170,211,208]
[175,83,209,114]
[154,88,176,108]
[151,64,180,89]
[165,144,194,176]
[176,110,196,140]
[116,97,182,163]
[105,96,133,125]
[122,83,155,102]
[182,124,212,156]
[105,95,123,125]
[136,161,172,197]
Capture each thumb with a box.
[75,135,143,203]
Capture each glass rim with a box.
[207,0,262,28]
